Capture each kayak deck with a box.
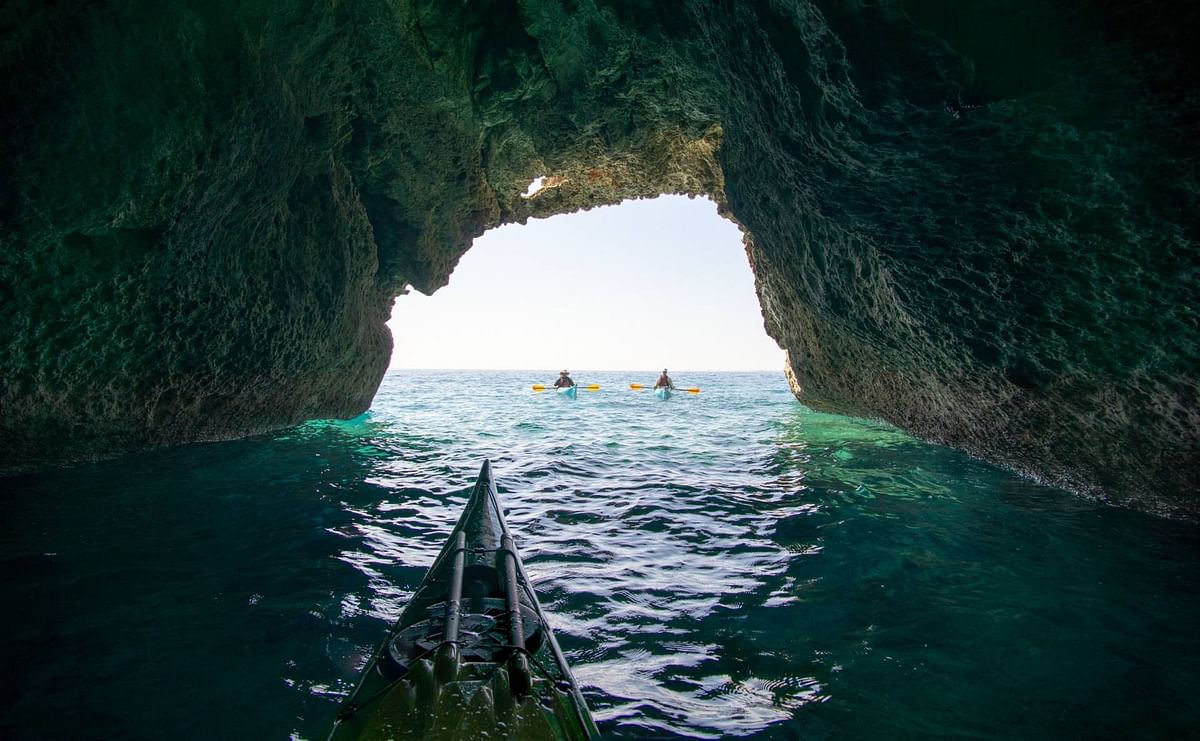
[329,461,597,740]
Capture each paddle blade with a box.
[531,384,548,391]
[683,387,701,394]
[583,384,601,391]
[629,383,645,390]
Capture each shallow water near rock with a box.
[2,370,1198,739]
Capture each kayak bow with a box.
[329,461,597,740]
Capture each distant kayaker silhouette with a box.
[553,370,575,388]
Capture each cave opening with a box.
[385,195,785,373]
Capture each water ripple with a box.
[2,370,1198,739]
[302,371,1200,738]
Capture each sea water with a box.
[1,370,1198,739]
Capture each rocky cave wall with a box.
[1,1,1196,515]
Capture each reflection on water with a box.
[2,370,1198,739]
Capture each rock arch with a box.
[1,1,1196,515]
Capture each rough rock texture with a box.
[1,1,1196,515]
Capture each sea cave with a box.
[1,0,1197,516]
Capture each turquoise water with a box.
[2,370,1198,739]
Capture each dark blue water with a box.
[2,370,1198,739]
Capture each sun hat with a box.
[560,370,570,375]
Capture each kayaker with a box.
[654,369,675,390]
[554,370,576,388]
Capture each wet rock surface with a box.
[1,1,1196,514]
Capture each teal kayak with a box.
[654,386,672,400]
[558,385,577,399]
[329,461,598,740]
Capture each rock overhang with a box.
[0,0,1196,516]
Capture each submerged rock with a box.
[1,1,1196,515]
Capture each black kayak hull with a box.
[329,460,598,740]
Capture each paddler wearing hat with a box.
[553,370,575,388]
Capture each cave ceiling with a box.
[1,0,1196,515]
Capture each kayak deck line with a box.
[329,460,598,740]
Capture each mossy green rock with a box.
[1,1,1196,515]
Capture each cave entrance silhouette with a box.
[386,195,785,373]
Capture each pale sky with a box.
[387,195,786,371]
